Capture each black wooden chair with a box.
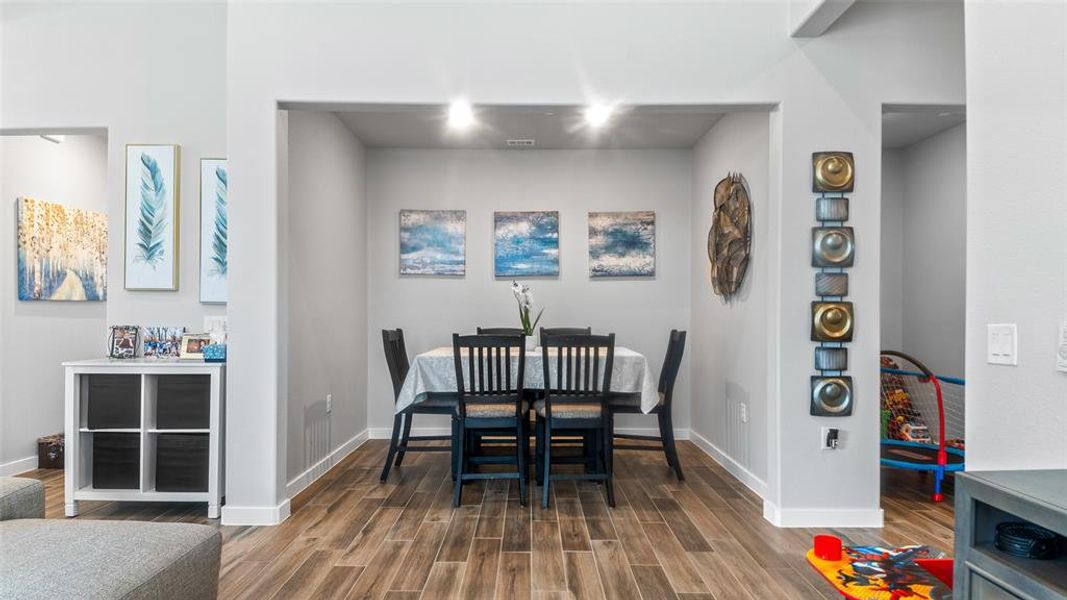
[539,327,591,347]
[476,327,524,336]
[379,329,457,483]
[609,329,686,480]
[535,331,616,508]
[452,333,529,506]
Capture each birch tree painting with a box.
[16,198,107,301]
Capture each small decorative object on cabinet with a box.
[588,211,656,277]
[179,333,212,360]
[199,158,228,304]
[63,359,225,518]
[954,470,1067,599]
[202,344,226,363]
[399,209,467,276]
[810,376,853,416]
[125,144,180,291]
[707,173,752,301]
[16,197,108,301]
[108,325,140,359]
[812,151,855,193]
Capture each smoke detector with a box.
[506,138,535,148]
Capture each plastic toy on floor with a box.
[806,535,953,599]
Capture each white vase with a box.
[525,335,537,352]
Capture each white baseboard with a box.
[762,499,884,528]
[0,455,37,477]
[367,426,689,440]
[221,498,291,527]
[687,429,767,498]
[286,429,369,498]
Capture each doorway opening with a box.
[879,105,966,535]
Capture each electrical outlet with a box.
[820,427,840,450]
[739,403,748,423]
[326,394,333,413]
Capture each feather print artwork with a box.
[136,152,169,267]
[211,165,227,275]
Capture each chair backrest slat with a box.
[540,326,592,347]
[477,327,524,336]
[540,330,615,419]
[658,330,687,408]
[382,329,410,402]
[453,333,526,419]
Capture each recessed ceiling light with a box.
[584,103,614,128]
[448,100,475,129]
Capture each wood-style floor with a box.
[20,439,955,599]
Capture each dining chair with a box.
[451,333,529,506]
[476,327,524,336]
[379,329,457,483]
[539,327,591,347]
[609,329,687,480]
[535,331,616,508]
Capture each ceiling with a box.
[882,108,966,149]
[331,105,729,150]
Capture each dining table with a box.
[395,345,660,415]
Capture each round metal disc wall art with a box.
[708,173,751,301]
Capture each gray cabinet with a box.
[954,470,1067,600]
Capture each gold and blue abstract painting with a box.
[494,211,560,277]
[16,197,107,301]
[399,210,466,276]
[588,211,655,277]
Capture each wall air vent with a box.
[506,139,536,148]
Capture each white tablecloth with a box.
[395,346,659,414]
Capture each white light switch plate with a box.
[987,323,1018,366]
[1056,320,1067,373]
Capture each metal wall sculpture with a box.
[810,151,855,417]
[708,173,751,301]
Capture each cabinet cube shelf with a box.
[64,360,225,518]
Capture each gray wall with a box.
[286,111,368,483]
[966,2,1067,471]
[880,124,966,378]
[0,134,108,473]
[689,112,771,488]
[365,148,693,436]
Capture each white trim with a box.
[0,455,37,477]
[687,429,768,498]
[221,498,291,526]
[285,429,369,498]
[367,426,689,440]
[762,499,884,528]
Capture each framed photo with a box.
[125,144,180,290]
[108,325,140,359]
[143,326,185,359]
[200,158,228,303]
[179,333,212,360]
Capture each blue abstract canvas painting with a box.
[494,211,560,277]
[399,210,466,276]
[588,211,655,277]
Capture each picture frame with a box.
[179,333,212,360]
[143,326,185,359]
[125,144,180,290]
[17,197,108,301]
[398,209,466,276]
[108,325,140,359]
[200,158,228,303]
[494,211,560,277]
